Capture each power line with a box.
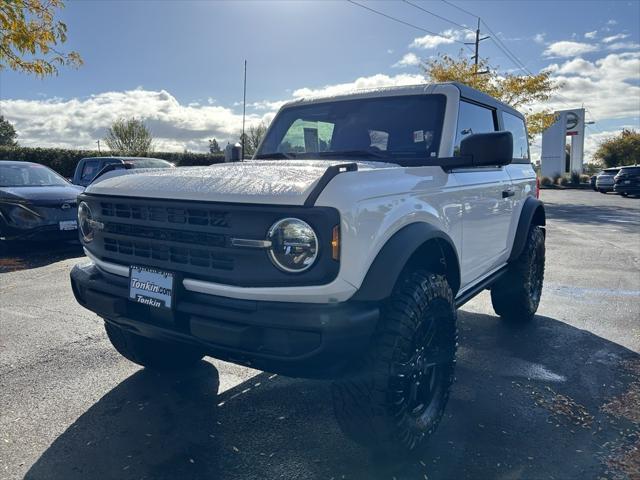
[346,0,467,45]
[440,0,478,20]
[402,0,474,33]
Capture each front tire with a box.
[331,270,457,454]
[491,226,545,323]
[105,322,204,370]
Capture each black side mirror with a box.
[460,131,513,167]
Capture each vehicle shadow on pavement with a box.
[0,240,83,273]
[24,313,639,480]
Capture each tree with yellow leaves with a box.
[0,0,82,77]
[422,53,559,137]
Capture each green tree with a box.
[241,121,268,157]
[593,129,640,168]
[0,116,18,146]
[104,118,154,156]
[208,138,221,153]
[0,0,82,77]
[422,52,559,137]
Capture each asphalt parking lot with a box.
[1,189,639,480]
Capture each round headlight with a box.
[267,218,318,273]
[78,201,94,243]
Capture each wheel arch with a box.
[351,222,461,302]
[508,196,546,263]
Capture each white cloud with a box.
[543,41,599,57]
[607,41,640,51]
[0,89,270,152]
[410,33,455,49]
[534,33,547,44]
[602,33,629,43]
[606,19,618,26]
[291,73,425,99]
[584,31,598,39]
[540,52,640,121]
[393,52,421,68]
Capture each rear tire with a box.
[621,192,629,197]
[331,270,457,454]
[105,322,204,370]
[491,226,545,323]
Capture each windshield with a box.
[0,163,69,187]
[256,94,446,164]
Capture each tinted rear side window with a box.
[620,167,640,174]
[454,100,497,154]
[502,111,530,163]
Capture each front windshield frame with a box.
[0,163,70,188]
[256,94,446,165]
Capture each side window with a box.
[454,101,497,154]
[80,160,100,182]
[502,112,530,162]
[279,119,335,153]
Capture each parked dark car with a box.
[0,161,84,243]
[595,167,620,194]
[72,157,174,187]
[614,165,640,197]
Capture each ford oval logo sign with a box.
[61,203,71,210]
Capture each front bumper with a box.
[596,183,614,192]
[70,262,379,378]
[0,221,79,241]
[614,183,640,195]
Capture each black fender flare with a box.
[351,222,460,302]
[508,196,546,263]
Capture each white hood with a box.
[85,160,397,205]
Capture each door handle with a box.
[502,189,515,198]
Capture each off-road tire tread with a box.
[491,226,545,322]
[331,270,457,453]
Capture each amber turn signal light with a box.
[331,225,340,260]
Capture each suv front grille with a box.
[101,202,230,227]
[84,196,340,287]
[103,238,233,270]
[104,222,226,247]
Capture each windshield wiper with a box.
[254,152,295,159]
[317,150,389,160]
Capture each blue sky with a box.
[1,0,639,159]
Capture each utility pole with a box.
[96,139,101,154]
[241,60,247,161]
[465,18,490,81]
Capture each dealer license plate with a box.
[59,220,77,231]
[624,180,631,184]
[129,265,175,310]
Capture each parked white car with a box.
[596,167,621,193]
[70,82,546,453]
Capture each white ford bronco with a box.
[70,82,545,453]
